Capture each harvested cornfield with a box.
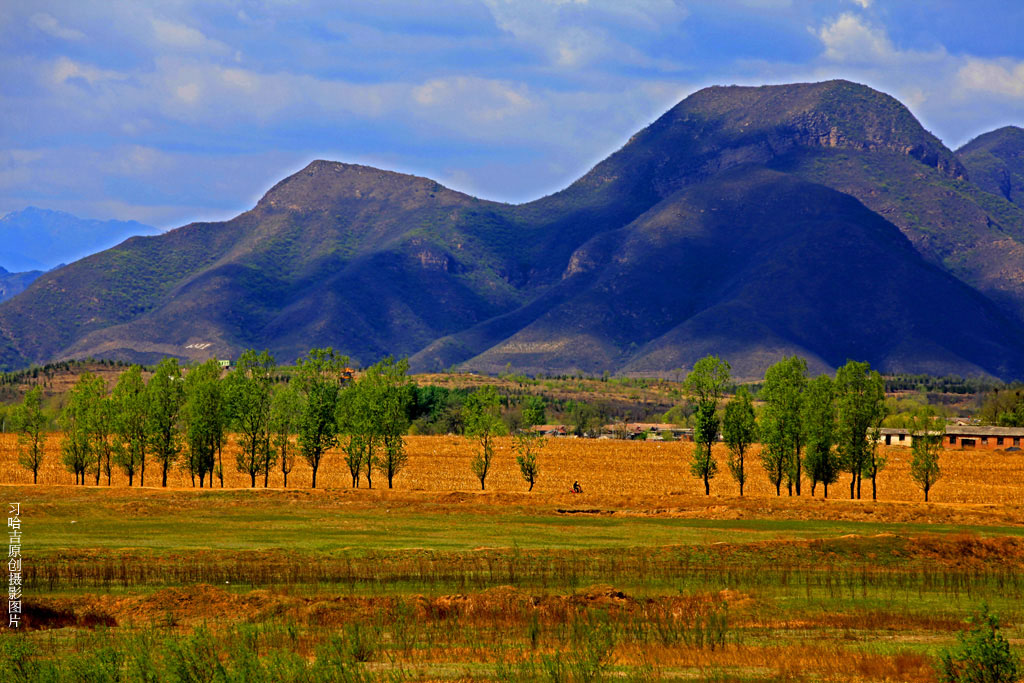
[2,433,1023,506]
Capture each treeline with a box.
[883,373,1004,395]
[977,386,1024,427]
[10,349,421,490]
[688,356,944,502]
[0,358,129,386]
[7,349,550,492]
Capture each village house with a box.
[944,425,1023,450]
[877,425,1024,450]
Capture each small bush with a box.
[939,605,1021,683]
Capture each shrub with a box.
[939,605,1021,683]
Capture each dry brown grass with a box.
[3,434,1023,509]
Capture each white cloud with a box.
[51,57,126,86]
[482,0,688,69]
[412,76,532,123]
[30,13,85,41]
[956,58,1024,98]
[151,18,230,54]
[851,0,872,8]
[174,82,201,104]
[816,13,894,63]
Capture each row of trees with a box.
[9,351,947,499]
[689,356,943,501]
[13,349,421,490]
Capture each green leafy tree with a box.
[13,386,47,483]
[864,426,887,500]
[61,373,102,485]
[147,358,185,487]
[92,388,115,486]
[183,359,225,488]
[464,386,506,490]
[569,401,605,437]
[364,357,414,489]
[522,396,547,428]
[685,355,731,496]
[337,380,369,488]
[111,365,148,486]
[722,386,756,496]
[978,389,1024,427]
[758,357,807,496]
[802,374,840,497]
[939,605,1021,683]
[270,383,302,488]
[909,409,944,502]
[514,429,544,491]
[226,350,276,488]
[835,360,885,500]
[295,348,348,489]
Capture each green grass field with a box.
[4,484,1024,681]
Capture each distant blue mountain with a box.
[0,266,42,303]
[0,207,161,272]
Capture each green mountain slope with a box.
[957,126,1024,209]
[449,168,1024,379]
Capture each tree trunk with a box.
[250,471,256,488]
[823,481,828,498]
[33,471,37,484]
[704,475,709,496]
[311,467,317,489]
[264,468,269,488]
[775,481,781,496]
[856,472,862,499]
[218,444,224,488]
[924,487,929,502]
[795,457,802,496]
[739,481,744,497]
[871,476,877,501]
[162,464,168,487]
[96,456,101,485]
[850,473,856,499]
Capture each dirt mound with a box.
[570,584,633,606]
[86,584,285,626]
[908,534,1024,566]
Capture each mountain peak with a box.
[564,79,966,212]
[671,79,965,177]
[256,159,472,213]
[957,125,1024,208]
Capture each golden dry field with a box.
[2,433,1023,507]
[4,432,1024,680]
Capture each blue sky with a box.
[2,0,1023,229]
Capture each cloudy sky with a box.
[2,0,1023,229]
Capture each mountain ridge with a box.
[1,80,1023,380]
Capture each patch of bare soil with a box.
[26,584,751,631]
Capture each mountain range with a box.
[0,267,43,303]
[2,80,1024,380]
[0,207,159,272]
